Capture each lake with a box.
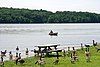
[0,23,100,59]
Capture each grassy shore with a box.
[4,46,100,67]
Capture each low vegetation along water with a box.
[0,23,100,60]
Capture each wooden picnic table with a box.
[34,44,62,58]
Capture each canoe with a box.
[49,32,58,36]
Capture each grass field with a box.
[3,46,100,67]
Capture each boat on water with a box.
[49,30,58,36]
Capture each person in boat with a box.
[50,30,53,33]
[49,30,58,36]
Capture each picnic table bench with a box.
[34,44,62,58]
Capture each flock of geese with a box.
[0,38,99,67]
[0,46,29,66]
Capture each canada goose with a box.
[18,59,25,64]
[1,50,7,56]
[26,48,29,55]
[53,59,59,64]
[16,46,19,51]
[0,57,4,66]
[93,40,97,46]
[15,53,25,65]
[85,45,90,47]
[9,51,13,60]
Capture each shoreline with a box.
[2,44,100,67]
[3,44,93,62]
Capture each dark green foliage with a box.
[0,7,100,23]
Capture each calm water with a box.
[0,23,100,59]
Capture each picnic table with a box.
[35,44,62,58]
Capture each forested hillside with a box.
[0,7,100,23]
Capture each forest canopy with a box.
[0,7,100,23]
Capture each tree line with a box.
[0,7,100,23]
